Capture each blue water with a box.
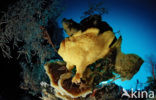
[57,0,156,90]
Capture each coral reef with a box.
[0,0,64,99]
[44,15,144,99]
[0,0,154,99]
[44,49,143,99]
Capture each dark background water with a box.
[0,1,40,100]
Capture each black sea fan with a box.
[0,0,64,99]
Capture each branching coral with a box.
[80,1,108,19]
[147,55,156,80]
[0,0,63,61]
[0,0,64,97]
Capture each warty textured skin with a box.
[58,28,115,83]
